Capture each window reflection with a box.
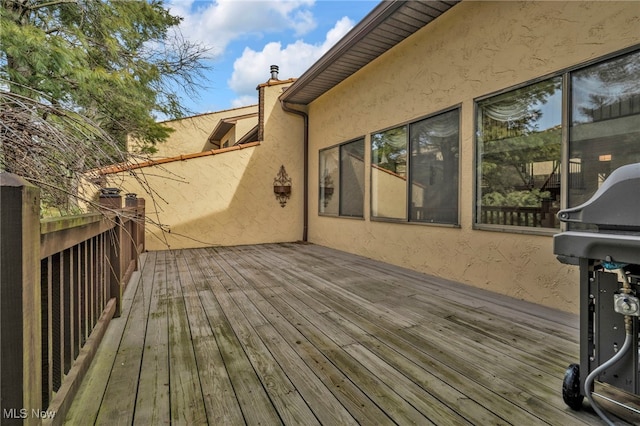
[410,109,459,224]
[477,77,562,228]
[319,139,365,217]
[340,140,365,217]
[371,127,408,219]
[570,50,640,209]
[319,147,339,215]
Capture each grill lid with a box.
[557,162,640,230]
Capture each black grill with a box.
[553,162,640,420]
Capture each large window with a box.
[319,138,365,217]
[476,78,563,229]
[569,50,640,209]
[371,109,460,224]
[476,49,640,232]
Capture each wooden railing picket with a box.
[1,172,145,424]
[0,173,42,426]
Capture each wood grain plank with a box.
[217,250,395,426]
[177,250,245,425]
[65,244,608,425]
[133,250,169,425]
[189,249,283,426]
[199,248,320,426]
[240,245,516,425]
[249,244,592,425]
[165,250,208,425]
[218,247,365,426]
[93,252,155,426]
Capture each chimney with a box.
[270,65,279,80]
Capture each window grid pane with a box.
[477,77,563,229]
[371,127,408,219]
[569,50,640,216]
[319,147,339,215]
[339,139,365,217]
[409,109,460,224]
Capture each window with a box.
[340,140,365,217]
[569,50,640,209]
[475,49,640,232]
[410,109,460,223]
[319,138,365,217]
[476,78,563,229]
[371,109,460,224]
[371,126,407,219]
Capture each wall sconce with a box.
[273,165,292,207]
[320,170,334,208]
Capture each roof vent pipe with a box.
[270,65,279,80]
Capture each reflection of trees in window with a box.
[573,50,640,124]
[371,110,460,224]
[371,127,407,175]
[569,50,640,213]
[477,77,562,228]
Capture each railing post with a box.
[99,188,124,317]
[0,173,42,425]
[137,197,145,253]
[125,194,139,268]
[125,194,145,255]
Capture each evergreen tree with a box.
[0,0,210,152]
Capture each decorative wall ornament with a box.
[273,165,292,207]
[320,170,334,207]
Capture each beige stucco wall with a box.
[371,168,406,219]
[111,83,302,250]
[306,1,640,313]
[130,105,258,158]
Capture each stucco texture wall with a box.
[131,105,258,158]
[112,84,303,250]
[306,1,640,313]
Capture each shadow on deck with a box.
[64,243,611,425]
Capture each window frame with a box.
[474,76,563,234]
[370,105,462,227]
[318,137,366,219]
[472,46,640,235]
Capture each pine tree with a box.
[0,0,210,151]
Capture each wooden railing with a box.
[0,173,145,425]
[480,204,558,228]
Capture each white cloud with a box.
[228,16,355,106]
[167,0,317,58]
[231,95,259,108]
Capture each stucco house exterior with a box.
[106,0,640,315]
[128,104,259,157]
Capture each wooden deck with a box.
[63,242,617,425]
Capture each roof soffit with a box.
[280,0,459,105]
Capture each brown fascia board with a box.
[207,112,259,144]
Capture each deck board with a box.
[93,251,155,426]
[133,250,170,426]
[166,250,208,425]
[65,242,619,425]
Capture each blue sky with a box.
[166,0,379,115]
